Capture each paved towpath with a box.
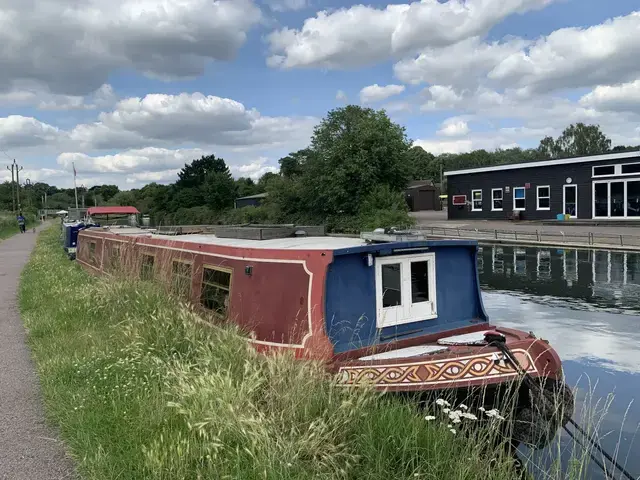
[0,228,76,479]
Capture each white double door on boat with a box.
[375,253,438,328]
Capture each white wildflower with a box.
[479,406,486,412]
[459,403,469,410]
[449,428,457,435]
[447,424,452,428]
[443,408,451,414]
[485,409,505,420]
[452,418,461,424]
[436,398,450,407]
[424,415,436,421]
[461,412,478,420]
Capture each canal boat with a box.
[75,223,573,448]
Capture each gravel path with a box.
[0,228,76,479]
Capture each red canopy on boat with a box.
[87,206,140,215]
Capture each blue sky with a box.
[0,0,639,188]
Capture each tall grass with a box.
[0,211,35,239]
[19,227,534,479]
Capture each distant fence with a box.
[148,223,640,250]
[414,225,640,248]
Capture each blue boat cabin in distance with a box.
[324,239,488,353]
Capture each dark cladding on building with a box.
[444,151,640,221]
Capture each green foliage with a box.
[19,228,528,480]
[537,123,612,159]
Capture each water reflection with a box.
[477,245,640,315]
[477,245,640,479]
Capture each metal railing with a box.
[414,225,640,248]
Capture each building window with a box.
[513,187,526,210]
[491,188,503,211]
[471,190,482,211]
[376,253,437,328]
[200,266,232,317]
[140,254,155,280]
[171,260,192,299]
[593,165,615,177]
[621,163,640,175]
[537,185,550,210]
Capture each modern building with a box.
[234,192,268,209]
[444,151,640,221]
[405,180,442,212]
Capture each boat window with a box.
[109,244,120,271]
[376,253,437,328]
[201,266,232,316]
[410,260,430,303]
[172,260,192,299]
[140,254,155,280]
[89,242,96,263]
[381,263,402,307]
[593,165,615,177]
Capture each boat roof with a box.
[85,227,478,253]
[87,206,140,215]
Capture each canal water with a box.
[477,245,640,479]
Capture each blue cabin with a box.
[324,237,488,354]
[62,221,99,256]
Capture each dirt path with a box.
[0,228,75,479]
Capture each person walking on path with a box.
[16,212,26,233]
[0,227,75,479]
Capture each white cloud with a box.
[56,147,207,175]
[437,118,470,137]
[0,83,117,111]
[394,36,528,87]
[67,92,318,151]
[488,11,640,95]
[413,138,475,155]
[229,157,278,180]
[336,90,348,102]
[0,0,262,95]
[359,84,405,104]
[265,0,308,12]
[580,80,640,114]
[0,115,64,149]
[266,0,552,69]
[420,85,465,111]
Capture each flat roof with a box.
[236,193,268,200]
[444,150,640,177]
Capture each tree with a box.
[537,123,611,159]
[89,184,120,202]
[203,168,236,211]
[300,105,412,217]
[256,172,279,193]
[279,149,311,178]
[235,177,257,198]
[176,155,229,190]
[406,146,436,181]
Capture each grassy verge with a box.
[21,228,547,479]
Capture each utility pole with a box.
[14,160,23,211]
[6,163,15,213]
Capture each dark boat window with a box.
[201,266,232,316]
[410,261,430,303]
[89,242,96,263]
[140,254,155,280]
[172,260,192,299]
[381,263,402,307]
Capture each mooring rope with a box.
[484,333,637,480]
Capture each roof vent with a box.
[294,229,307,237]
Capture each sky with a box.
[0,0,639,190]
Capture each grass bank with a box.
[0,211,36,240]
[21,229,555,479]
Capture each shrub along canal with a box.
[478,245,640,479]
